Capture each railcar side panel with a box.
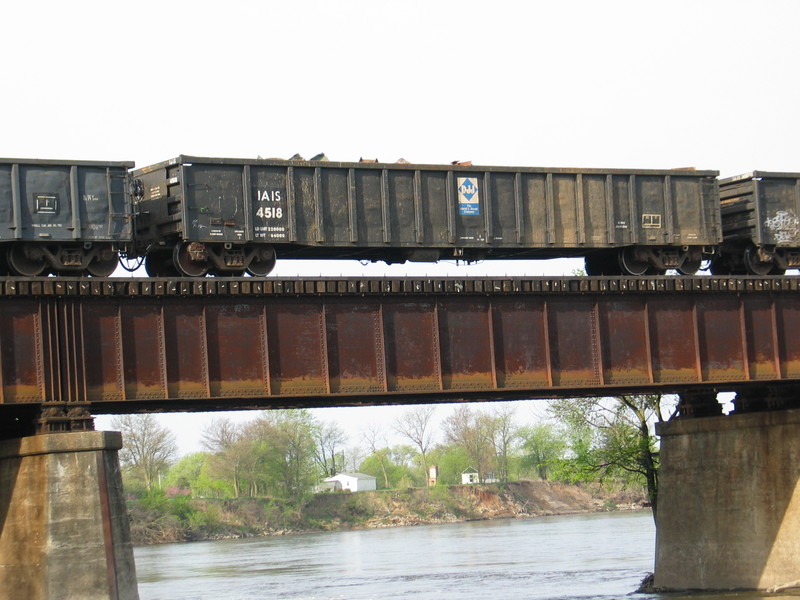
[488,172,518,245]
[611,176,635,245]
[756,178,800,247]
[354,169,384,245]
[291,166,317,244]
[520,174,548,246]
[420,171,450,246]
[386,171,416,247]
[181,164,247,242]
[79,167,131,241]
[19,165,75,242]
[249,166,290,243]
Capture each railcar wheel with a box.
[7,244,46,276]
[174,242,209,277]
[0,250,11,276]
[619,247,649,276]
[585,253,622,276]
[744,246,773,276]
[246,246,277,276]
[677,258,701,276]
[144,251,180,277]
[144,253,161,277]
[86,255,119,277]
[708,255,736,275]
[584,255,603,276]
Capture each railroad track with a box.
[0,275,798,298]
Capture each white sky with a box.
[3,1,789,453]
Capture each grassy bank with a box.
[127,481,648,546]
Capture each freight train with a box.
[0,156,798,277]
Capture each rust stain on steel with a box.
[0,302,47,402]
[597,297,652,385]
[696,296,747,382]
[546,297,601,387]
[742,296,781,380]
[324,300,384,394]
[383,301,441,392]
[120,301,168,400]
[204,301,269,398]
[162,302,210,399]
[775,296,800,378]
[266,301,328,395]
[648,296,701,383]
[80,302,125,401]
[437,299,494,390]
[490,298,551,388]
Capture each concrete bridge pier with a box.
[0,431,139,600]
[655,409,800,591]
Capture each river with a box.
[134,511,799,600]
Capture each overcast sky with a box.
[4,1,790,453]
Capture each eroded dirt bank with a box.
[129,481,649,545]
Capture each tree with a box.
[201,417,241,454]
[549,394,677,518]
[344,445,367,473]
[201,417,249,497]
[164,452,227,497]
[359,445,420,489]
[518,422,568,480]
[394,405,436,479]
[313,421,348,478]
[200,411,320,499]
[166,452,207,490]
[362,423,392,488]
[427,443,471,485]
[246,409,319,499]
[112,414,178,491]
[442,405,495,482]
[490,403,519,483]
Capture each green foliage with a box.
[120,476,149,497]
[187,504,221,529]
[359,447,420,489]
[547,394,675,515]
[428,444,470,485]
[136,488,171,512]
[517,423,568,480]
[165,453,204,488]
[200,409,319,500]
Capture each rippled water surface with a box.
[134,511,800,600]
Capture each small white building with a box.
[324,472,377,492]
[461,467,480,484]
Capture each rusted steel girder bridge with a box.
[3,274,800,597]
[0,275,798,435]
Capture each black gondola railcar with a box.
[131,156,720,277]
[713,171,800,275]
[0,158,134,276]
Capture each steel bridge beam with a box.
[0,276,798,420]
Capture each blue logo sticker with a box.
[457,177,480,216]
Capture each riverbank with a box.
[127,480,649,545]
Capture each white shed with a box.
[461,467,480,484]
[324,472,377,492]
